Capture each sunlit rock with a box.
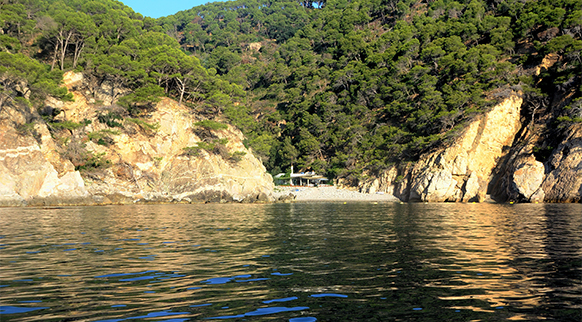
[0,74,274,206]
[0,120,88,206]
[347,93,523,202]
[511,156,545,202]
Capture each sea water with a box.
[0,202,580,321]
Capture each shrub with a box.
[62,137,111,171]
[182,142,217,156]
[533,146,554,162]
[182,146,203,156]
[97,111,123,127]
[182,138,231,159]
[16,122,41,144]
[229,151,246,163]
[215,138,228,145]
[87,129,121,146]
[127,118,160,132]
[76,151,110,170]
[118,84,164,111]
[16,122,36,134]
[193,120,228,131]
[49,120,85,131]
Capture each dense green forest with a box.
[1,0,581,179]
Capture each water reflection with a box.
[0,203,580,321]
[262,203,581,321]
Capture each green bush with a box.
[49,120,85,131]
[87,129,121,146]
[182,138,232,159]
[215,138,228,145]
[183,141,217,156]
[75,151,110,171]
[197,141,217,151]
[16,122,36,135]
[118,84,164,110]
[127,118,160,131]
[182,146,203,156]
[16,122,41,144]
[229,151,246,162]
[533,146,554,162]
[97,111,123,128]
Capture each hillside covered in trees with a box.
[1,0,581,180]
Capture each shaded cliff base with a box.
[0,191,272,208]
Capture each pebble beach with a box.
[273,185,400,202]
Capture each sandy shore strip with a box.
[273,185,400,202]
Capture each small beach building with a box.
[274,166,328,186]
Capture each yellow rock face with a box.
[80,98,275,203]
[1,73,274,205]
[0,117,89,206]
[351,93,524,202]
[402,94,523,202]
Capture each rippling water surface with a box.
[0,203,580,321]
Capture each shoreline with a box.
[273,185,400,202]
[0,187,400,208]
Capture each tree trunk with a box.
[73,40,85,68]
[179,88,185,106]
[51,39,59,71]
[176,77,185,106]
[60,30,73,70]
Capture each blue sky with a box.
[121,0,226,18]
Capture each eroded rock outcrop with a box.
[0,115,89,206]
[0,72,274,206]
[343,93,524,202]
[407,94,523,202]
[488,123,582,203]
[511,156,546,202]
[80,98,274,204]
[345,92,582,203]
[541,124,582,203]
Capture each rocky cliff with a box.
[541,124,582,203]
[0,72,274,207]
[0,118,89,206]
[341,92,582,203]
